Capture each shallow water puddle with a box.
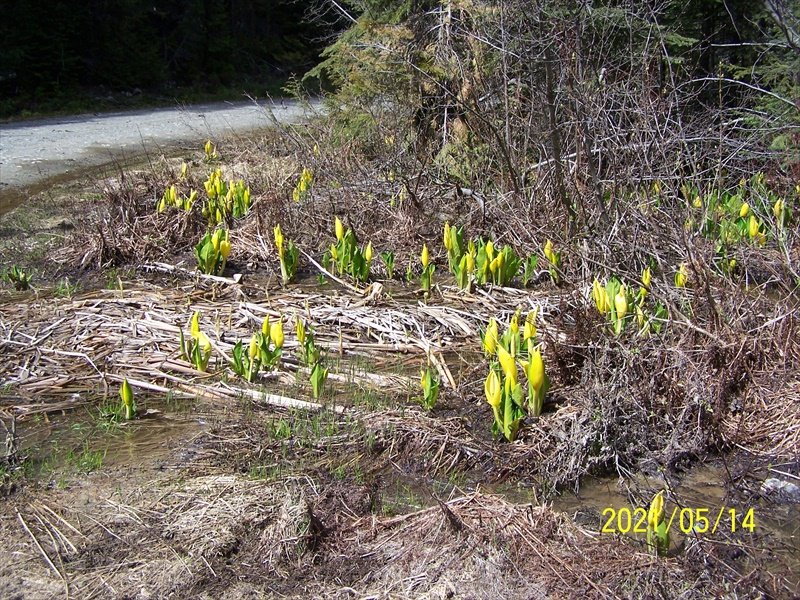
[506,465,800,591]
[10,394,208,475]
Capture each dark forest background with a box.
[0,0,336,117]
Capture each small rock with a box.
[39,216,73,231]
[760,478,800,503]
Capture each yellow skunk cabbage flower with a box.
[739,203,750,218]
[526,348,545,394]
[507,310,521,357]
[483,318,499,356]
[648,491,665,530]
[196,330,212,353]
[642,267,652,288]
[592,279,610,314]
[773,199,785,221]
[489,255,500,275]
[675,263,689,288]
[636,305,646,330]
[614,288,628,320]
[692,196,702,209]
[484,370,502,410]
[637,267,651,304]
[204,139,215,159]
[748,215,760,239]
[523,309,538,341]
[330,244,338,261]
[211,229,222,252]
[523,319,536,342]
[509,311,520,337]
[274,224,284,256]
[296,318,306,345]
[443,222,452,251]
[219,239,231,260]
[465,252,475,272]
[248,333,259,362]
[365,242,373,263]
[186,190,197,210]
[652,180,661,195]
[421,244,430,268]
[485,240,495,262]
[335,216,344,241]
[190,311,201,339]
[120,378,135,420]
[180,162,188,178]
[544,239,555,264]
[270,319,284,349]
[497,345,517,388]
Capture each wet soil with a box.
[2,364,798,599]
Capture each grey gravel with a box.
[0,99,315,191]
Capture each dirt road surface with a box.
[0,99,314,207]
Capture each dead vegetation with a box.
[0,112,797,594]
[0,469,771,600]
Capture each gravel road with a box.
[0,99,313,193]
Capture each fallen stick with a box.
[17,509,64,582]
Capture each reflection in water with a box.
[14,395,207,471]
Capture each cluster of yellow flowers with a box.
[194,228,231,275]
[685,175,794,278]
[328,217,374,284]
[179,311,214,372]
[482,309,547,441]
[182,309,332,401]
[273,224,299,284]
[442,222,525,289]
[202,169,252,224]
[204,140,218,162]
[592,268,665,336]
[157,184,197,212]
[292,167,313,202]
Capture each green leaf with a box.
[231,341,245,375]
[310,361,328,399]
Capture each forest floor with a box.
[0,126,798,599]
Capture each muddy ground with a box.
[3,386,796,600]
